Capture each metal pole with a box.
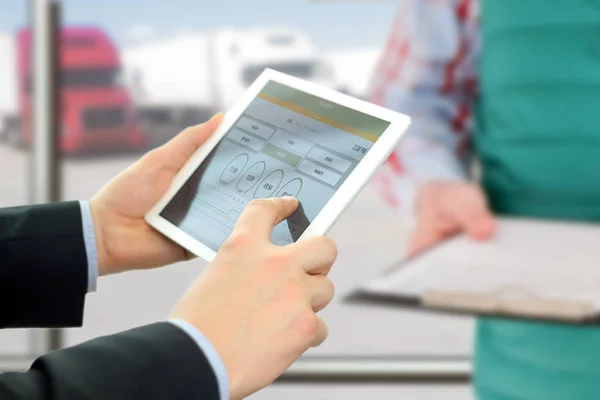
[29,0,63,355]
[278,357,471,383]
[1,354,471,381]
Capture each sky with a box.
[0,0,399,50]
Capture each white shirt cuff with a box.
[168,319,229,400]
[79,200,98,293]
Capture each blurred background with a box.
[0,0,473,398]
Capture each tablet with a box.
[145,69,410,262]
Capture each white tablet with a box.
[145,69,410,263]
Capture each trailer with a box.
[122,28,338,145]
[326,47,383,100]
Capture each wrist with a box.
[168,318,232,400]
[88,198,112,276]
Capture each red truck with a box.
[0,26,145,153]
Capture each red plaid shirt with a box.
[369,0,480,222]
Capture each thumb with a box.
[233,197,300,240]
[448,194,496,241]
[158,113,224,171]
[466,210,496,240]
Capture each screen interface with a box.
[160,80,390,250]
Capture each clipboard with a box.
[345,218,600,325]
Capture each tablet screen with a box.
[160,80,390,250]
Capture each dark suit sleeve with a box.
[0,322,221,400]
[0,201,88,328]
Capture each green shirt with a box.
[475,1,600,398]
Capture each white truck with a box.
[122,28,338,144]
[325,47,383,100]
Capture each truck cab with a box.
[14,27,145,153]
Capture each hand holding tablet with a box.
[145,69,411,262]
[170,195,338,399]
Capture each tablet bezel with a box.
[145,68,411,263]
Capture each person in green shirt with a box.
[372,0,600,398]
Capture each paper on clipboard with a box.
[350,218,600,323]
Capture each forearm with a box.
[0,201,88,328]
[398,131,470,185]
[0,323,220,400]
